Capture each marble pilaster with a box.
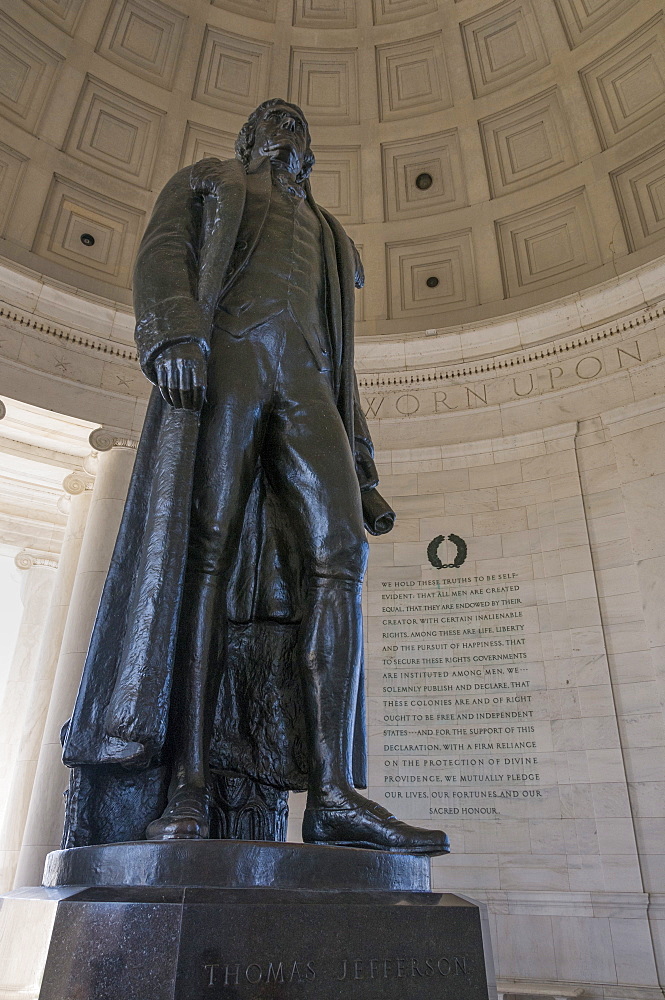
[597,398,665,983]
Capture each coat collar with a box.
[306,190,344,387]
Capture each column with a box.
[14,429,137,889]
[0,550,58,815]
[0,466,94,891]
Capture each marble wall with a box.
[358,370,665,1000]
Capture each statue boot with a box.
[300,580,450,856]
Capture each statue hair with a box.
[235,98,315,183]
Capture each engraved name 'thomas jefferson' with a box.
[203,955,470,988]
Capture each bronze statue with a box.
[61,99,449,856]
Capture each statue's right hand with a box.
[154,343,207,411]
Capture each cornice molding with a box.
[357,303,665,389]
[3,290,661,393]
[0,302,138,364]
[0,257,664,410]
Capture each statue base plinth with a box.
[0,841,495,1000]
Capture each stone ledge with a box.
[43,839,432,893]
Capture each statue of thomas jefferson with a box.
[61,99,449,856]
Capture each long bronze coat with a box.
[62,157,376,815]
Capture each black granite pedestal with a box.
[2,841,496,1000]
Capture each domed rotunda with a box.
[1,2,665,998]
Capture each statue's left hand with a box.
[154,343,207,411]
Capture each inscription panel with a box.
[175,899,490,1000]
[368,563,549,821]
[363,424,629,905]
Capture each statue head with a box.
[235,98,315,183]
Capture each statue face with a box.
[250,103,309,176]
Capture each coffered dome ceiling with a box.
[1,0,664,339]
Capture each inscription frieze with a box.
[360,331,660,417]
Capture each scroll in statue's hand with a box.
[154,343,207,411]
[361,488,396,536]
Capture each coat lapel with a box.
[218,156,272,301]
[318,203,357,437]
[192,157,247,330]
[307,192,344,392]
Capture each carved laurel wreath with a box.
[426,533,467,570]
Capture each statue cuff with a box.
[140,336,209,384]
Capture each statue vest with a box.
[216,175,331,366]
